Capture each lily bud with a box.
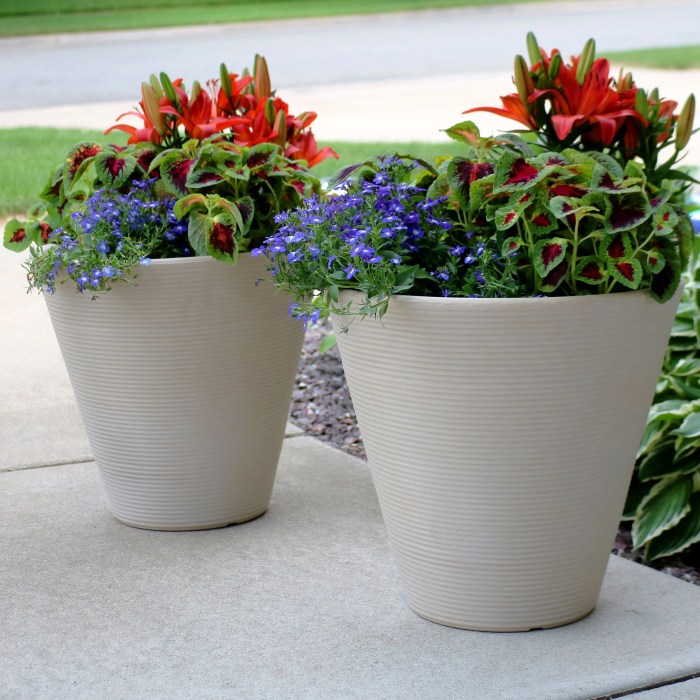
[219,62,233,101]
[273,110,287,148]
[575,38,595,86]
[254,54,271,99]
[618,71,634,92]
[635,89,649,120]
[676,94,695,151]
[649,87,659,103]
[149,74,163,99]
[264,97,276,127]
[191,80,201,105]
[240,67,253,95]
[526,31,540,67]
[514,55,535,109]
[160,72,179,107]
[141,82,165,136]
[548,52,562,80]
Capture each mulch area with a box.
[289,322,700,586]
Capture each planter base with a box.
[113,508,268,532]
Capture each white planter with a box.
[332,290,680,631]
[45,254,303,531]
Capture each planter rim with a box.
[338,288,674,309]
[146,253,255,267]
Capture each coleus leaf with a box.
[233,196,254,235]
[63,141,102,191]
[675,210,694,272]
[525,202,558,237]
[328,162,370,190]
[160,151,195,196]
[493,152,545,192]
[442,120,480,147]
[590,164,640,194]
[426,173,451,203]
[206,213,239,263]
[574,256,607,285]
[39,165,64,204]
[186,168,225,189]
[494,205,522,231]
[27,221,53,245]
[646,251,666,274]
[447,158,494,210]
[603,232,633,261]
[501,237,523,257]
[644,492,700,561]
[650,204,678,237]
[468,175,494,215]
[3,219,31,252]
[94,150,137,188]
[187,211,210,257]
[650,240,681,303]
[632,474,693,549]
[605,191,652,234]
[245,143,280,172]
[132,143,159,174]
[534,237,568,277]
[539,260,568,292]
[586,151,624,180]
[174,193,207,220]
[548,195,597,223]
[609,258,642,289]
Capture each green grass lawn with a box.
[606,45,700,70]
[0,0,549,36]
[0,127,463,217]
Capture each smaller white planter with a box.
[332,289,680,631]
[45,254,303,530]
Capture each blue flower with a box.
[287,250,304,264]
[344,264,358,280]
[95,240,110,255]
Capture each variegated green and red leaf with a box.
[206,213,238,263]
[174,193,208,220]
[605,191,652,234]
[575,257,607,285]
[646,251,666,275]
[609,258,643,289]
[160,152,196,196]
[650,241,681,303]
[603,232,633,261]
[501,236,523,257]
[63,141,102,190]
[94,150,137,188]
[442,120,481,146]
[493,153,542,192]
[3,219,31,252]
[539,260,568,292]
[534,237,568,277]
[186,168,225,189]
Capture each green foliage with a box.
[626,243,700,559]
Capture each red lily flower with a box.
[285,130,338,168]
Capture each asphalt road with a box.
[1,0,698,110]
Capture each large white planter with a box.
[45,254,303,531]
[332,290,681,631]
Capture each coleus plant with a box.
[465,33,696,189]
[431,122,693,302]
[4,55,338,281]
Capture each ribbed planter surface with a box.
[46,255,303,530]
[332,290,680,631]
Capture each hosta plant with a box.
[4,55,337,292]
[624,243,700,560]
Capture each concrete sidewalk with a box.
[3,69,700,698]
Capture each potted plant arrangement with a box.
[257,35,696,630]
[3,56,337,531]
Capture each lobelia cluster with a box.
[27,179,187,294]
[254,157,522,323]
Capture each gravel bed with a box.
[289,322,700,587]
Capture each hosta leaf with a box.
[622,473,655,519]
[647,398,697,423]
[63,141,102,190]
[637,422,669,458]
[645,492,700,560]
[206,213,238,263]
[443,120,480,146]
[174,193,207,220]
[673,411,700,438]
[670,359,700,378]
[632,474,693,548]
[94,150,137,188]
[609,258,642,289]
[575,256,607,285]
[534,238,568,277]
[160,152,195,196]
[187,211,210,257]
[638,443,679,481]
[3,219,31,252]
